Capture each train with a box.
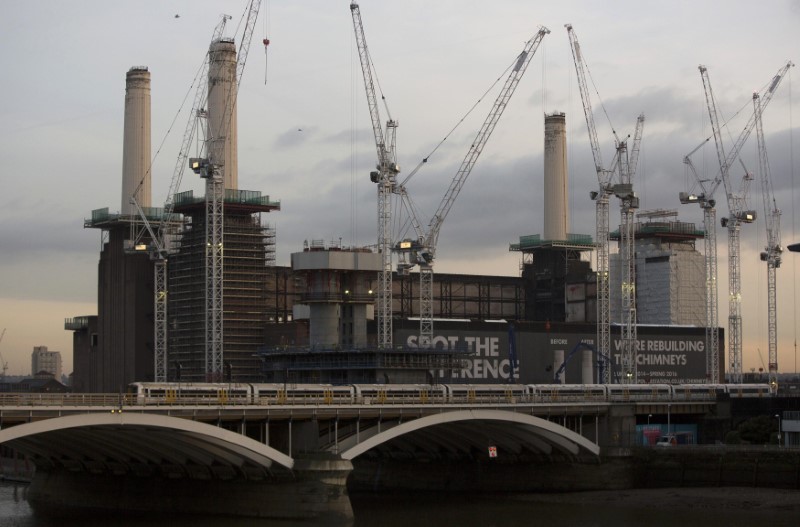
[128,382,772,406]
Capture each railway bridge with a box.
[0,390,720,520]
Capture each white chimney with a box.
[543,112,568,241]
[207,39,238,190]
[121,67,151,215]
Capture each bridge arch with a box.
[0,412,294,478]
[339,409,600,460]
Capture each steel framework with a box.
[566,25,643,383]
[681,61,791,383]
[350,2,399,350]
[699,62,791,383]
[754,92,783,393]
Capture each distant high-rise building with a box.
[610,210,705,326]
[31,346,63,379]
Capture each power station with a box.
[66,11,771,393]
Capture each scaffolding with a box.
[168,189,280,382]
[610,210,706,327]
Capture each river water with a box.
[1,482,798,527]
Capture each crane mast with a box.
[700,65,748,384]
[754,92,783,393]
[203,0,262,381]
[566,24,610,381]
[406,26,549,348]
[617,114,644,383]
[350,2,399,350]
[567,24,645,383]
[681,136,720,382]
[699,61,792,383]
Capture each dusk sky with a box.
[0,0,798,378]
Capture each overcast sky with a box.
[1,0,798,378]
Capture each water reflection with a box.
[2,483,798,527]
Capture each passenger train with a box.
[128,382,771,406]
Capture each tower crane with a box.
[194,0,262,381]
[682,61,792,384]
[754,91,783,393]
[566,24,644,383]
[617,114,644,384]
[350,2,400,350]
[395,26,550,348]
[681,138,719,382]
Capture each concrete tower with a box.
[291,241,380,350]
[121,67,151,215]
[207,39,238,190]
[543,112,568,241]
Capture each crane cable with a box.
[263,0,270,84]
[350,25,358,247]
[133,55,209,204]
[790,68,797,375]
[399,50,520,189]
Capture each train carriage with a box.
[354,384,447,404]
[532,384,608,403]
[606,384,672,402]
[727,383,771,398]
[445,384,527,404]
[129,382,254,405]
[672,384,727,401]
[252,383,354,405]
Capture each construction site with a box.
[66,2,794,393]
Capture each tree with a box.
[736,415,777,445]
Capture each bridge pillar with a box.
[604,403,637,448]
[292,453,354,518]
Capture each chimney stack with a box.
[543,112,568,241]
[207,39,238,190]
[121,67,151,215]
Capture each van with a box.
[655,435,677,446]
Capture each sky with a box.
[0,0,799,378]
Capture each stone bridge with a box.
[0,398,710,520]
